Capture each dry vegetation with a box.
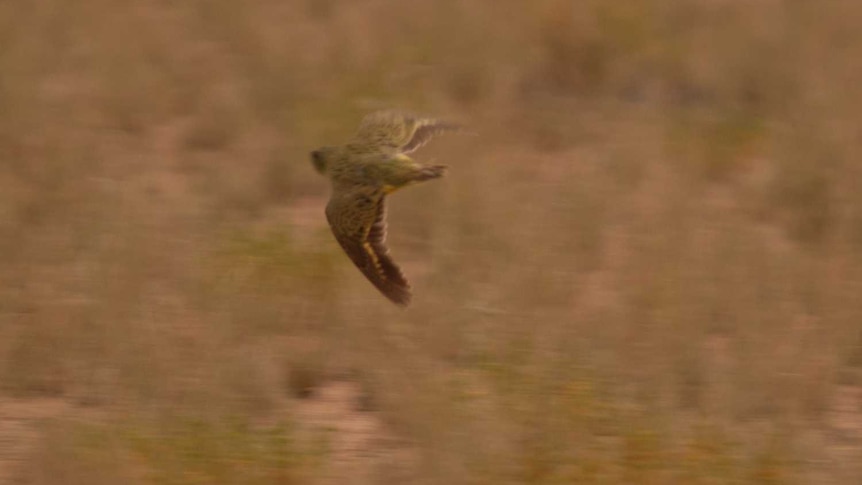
[1,0,862,483]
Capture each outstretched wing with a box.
[351,110,461,155]
[325,186,412,306]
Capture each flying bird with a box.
[311,110,461,306]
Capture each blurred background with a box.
[1,0,861,483]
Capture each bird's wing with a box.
[326,186,412,306]
[351,110,461,155]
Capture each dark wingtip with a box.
[392,292,412,307]
[380,283,412,307]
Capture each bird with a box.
[311,110,461,306]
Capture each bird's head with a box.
[310,147,334,175]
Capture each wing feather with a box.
[351,110,460,155]
[401,119,462,154]
[326,187,412,306]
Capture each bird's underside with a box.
[314,110,460,306]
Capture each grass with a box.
[1,0,861,483]
[25,414,324,485]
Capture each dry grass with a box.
[2,0,862,483]
[24,415,325,485]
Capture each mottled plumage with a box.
[311,110,459,306]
